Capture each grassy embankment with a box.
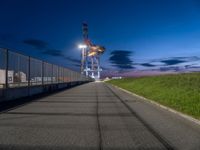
[107,73,200,119]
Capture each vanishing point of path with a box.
[0,82,200,150]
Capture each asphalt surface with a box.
[0,82,200,150]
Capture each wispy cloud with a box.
[160,59,186,65]
[109,50,134,69]
[63,56,81,68]
[43,49,80,65]
[23,39,48,50]
[63,56,80,64]
[23,38,81,68]
[140,63,156,67]
[156,56,200,65]
[42,49,64,57]
[138,56,200,68]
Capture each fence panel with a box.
[43,62,53,84]
[52,65,59,83]
[8,51,29,88]
[58,67,64,83]
[30,58,42,86]
[63,68,71,82]
[0,48,6,88]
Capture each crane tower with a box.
[81,23,105,79]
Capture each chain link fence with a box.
[0,48,91,89]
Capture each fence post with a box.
[5,49,8,89]
[28,56,30,87]
[62,68,64,83]
[28,56,30,96]
[42,61,44,85]
[58,66,60,84]
[52,64,53,84]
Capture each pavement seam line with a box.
[110,84,200,126]
[95,84,102,150]
[105,84,175,150]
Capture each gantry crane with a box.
[81,23,105,79]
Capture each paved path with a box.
[0,82,200,150]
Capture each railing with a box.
[0,48,91,89]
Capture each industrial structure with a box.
[80,23,105,79]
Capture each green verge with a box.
[106,73,200,120]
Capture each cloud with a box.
[43,49,81,65]
[156,56,200,66]
[172,56,200,62]
[160,59,186,65]
[23,39,48,50]
[42,49,64,57]
[149,56,200,67]
[140,63,156,67]
[63,56,80,64]
[109,50,134,69]
[23,38,81,66]
[134,56,200,71]
[159,66,181,72]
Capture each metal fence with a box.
[0,48,90,89]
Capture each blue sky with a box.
[0,0,200,73]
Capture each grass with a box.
[106,73,200,120]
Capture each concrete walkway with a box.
[0,82,200,150]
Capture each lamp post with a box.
[78,44,87,75]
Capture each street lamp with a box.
[78,44,87,75]
[78,44,87,49]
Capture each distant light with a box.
[78,44,87,49]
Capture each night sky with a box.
[0,0,200,76]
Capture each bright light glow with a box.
[78,44,87,49]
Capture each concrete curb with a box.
[109,84,200,126]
